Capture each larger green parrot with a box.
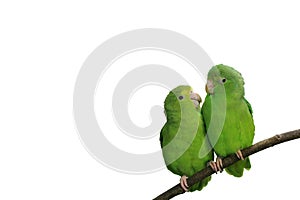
[160,85,214,192]
[201,64,255,177]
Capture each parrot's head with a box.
[205,64,245,98]
[164,85,202,118]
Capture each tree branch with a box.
[153,129,300,200]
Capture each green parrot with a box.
[160,85,214,192]
[201,64,255,177]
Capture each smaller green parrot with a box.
[160,85,214,192]
[201,64,255,177]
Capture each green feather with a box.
[201,64,255,177]
[160,85,213,191]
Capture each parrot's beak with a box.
[205,80,214,94]
[190,92,202,108]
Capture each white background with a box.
[1,1,300,199]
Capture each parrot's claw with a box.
[216,157,223,172]
[208,161,218,173]
[180,175,189,192]
[235,150,245,160]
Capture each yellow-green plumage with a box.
[201,64,255,177]
[160,85,213,191]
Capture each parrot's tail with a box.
[188,176,212,192]
[225,157,251,177]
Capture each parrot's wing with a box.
[159,123,170,148]
[243,97,253,116]
[159,124,165,148]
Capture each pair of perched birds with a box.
[160,64,255,192]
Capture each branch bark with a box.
[153,129,300,200]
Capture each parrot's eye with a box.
[178,96,184,100]
[221,78,227,83]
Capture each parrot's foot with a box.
[208,161,218,173]
[235,150,245,160]
[180,175,189,192]
[216,157,223,172]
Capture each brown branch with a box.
[153,129,300,200]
